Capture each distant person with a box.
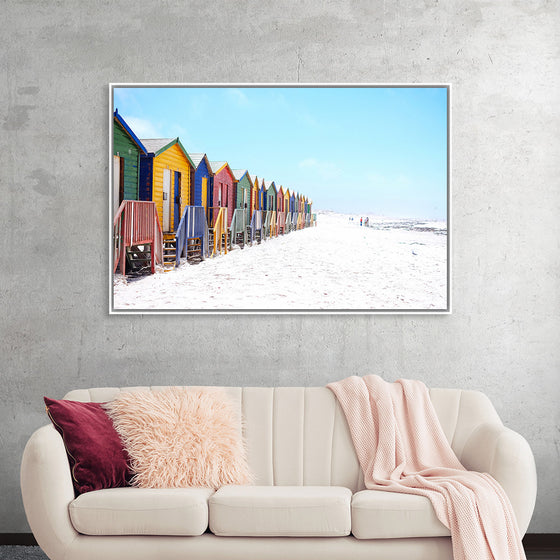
[360,217,363,226]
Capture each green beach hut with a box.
[112,109,147,216]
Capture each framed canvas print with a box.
[109,84,450,314]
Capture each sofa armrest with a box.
[21,424,78,559]
[460,422,537,535]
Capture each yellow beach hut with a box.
[251,175,260,216]
[139,138,195,234]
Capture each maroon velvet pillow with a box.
[44,397,131,495]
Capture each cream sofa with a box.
[21,386,537,560]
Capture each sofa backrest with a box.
[63,386,502,493]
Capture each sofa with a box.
[21,385,537,560]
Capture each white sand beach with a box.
[113,211,448,311]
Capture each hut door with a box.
[162,168,171,232]
[202,177,207,209]
[113,156,123,217]
[174,171,181,231]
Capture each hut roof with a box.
[189,153,208,169]
[264,180,276,190]
[141,138,175,153]
[141,137,195,169]
[209,161,228,174]
[114,110,147,154]
[231,169,250,181]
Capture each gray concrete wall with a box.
[1,0,558,534]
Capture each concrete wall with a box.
[1,0,558,534]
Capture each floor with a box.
[0,543,558,560]
[0,547,46,560]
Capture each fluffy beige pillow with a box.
[104,387,251,489]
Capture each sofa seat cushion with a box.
[351,490,451,539]
[209,485,351,537]
[69,487,214,536]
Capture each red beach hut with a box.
[209,161,236,228]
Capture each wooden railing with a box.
[277,211,285,235]
[263,211,270,239]
[113,200,163,275]
[175,206,209,265]
[250,210,262,244]
[207,206,221,229]
[230,208,248,248]
[211,207,228,257]
[285,212,292,233]
[264,210,277,238]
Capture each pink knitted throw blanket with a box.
[327,375,525,560]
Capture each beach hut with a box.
[258,178,266,213]
[189,153,213,216]
[231,169,252,247]
[298,193,305,229]
[112,110,147,216]
[209,161,236,228]
[290,191,297,215]
[251,175,260,215]
[259,179,267,235]
[284,187,290,213]
[277,185,284,214]
[276,185,285,234]
[248,175,263,245]
[264,180,277,213]
[283,188,291,232]
[264,180,277,238]
[163,152,214,265]
[290,191,302,230]
[232,169,252,224]
[139,138,195,234]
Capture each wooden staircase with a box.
[124,245,152,277]
[175,205,209,265]
[234,230,245,249]
[113,200,163,276]
[163,234,177,269]
[208,228,229,255]
[186,237,204,264]
[208,207,228,257]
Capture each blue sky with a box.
[113,86,448,220]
